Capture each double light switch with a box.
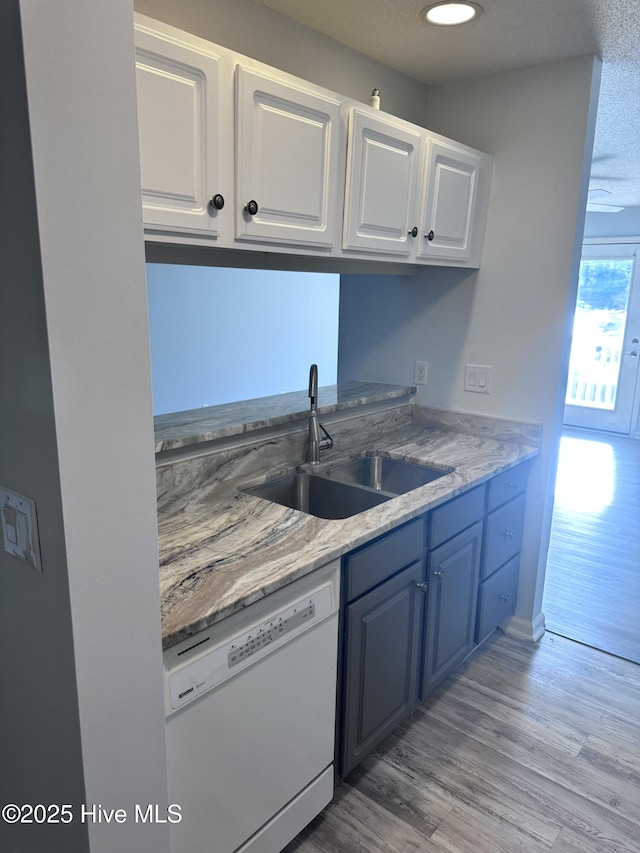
[464,363,492,394]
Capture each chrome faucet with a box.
[306,364,333,464]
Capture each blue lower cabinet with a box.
[421,521,482,700]
[337,461,529,779]
[340,560,423,778]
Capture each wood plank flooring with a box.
[543,429,640,663]
[284,632,640,853]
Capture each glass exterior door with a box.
[564,245,640,434]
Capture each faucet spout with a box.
[306,364,333,464]
[309,363,318,404]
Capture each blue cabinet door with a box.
[422,521,482,699]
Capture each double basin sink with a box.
[243,455,453,520]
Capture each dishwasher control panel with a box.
[166,584,333,712]
[228,599,315,668]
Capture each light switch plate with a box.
[464,364,492,394]
[1,486,42,572]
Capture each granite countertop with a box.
[158,413,539,650]
[154,381,415,453]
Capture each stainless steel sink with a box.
[243,472,391,519]
[325,455,452,495]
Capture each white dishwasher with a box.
[163,559,340,853]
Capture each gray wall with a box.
[339,55,601,639]
[0,4,87,849]
[1,1,170,851]
[134,0,430,126]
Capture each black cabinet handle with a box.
[408,226,418,238]
[426,230,435,241]
[209,193,225,210]
[245,200,259,216]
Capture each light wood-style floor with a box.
[285,632,640,853]
[543,429,640,664]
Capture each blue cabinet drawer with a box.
[477,554,519,643]
[483,492,526,579]
[345,517,424,602]
[486,462,530,511]
[429,485,485,549]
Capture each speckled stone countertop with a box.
[154,381,415,453]
[158,405,540,650]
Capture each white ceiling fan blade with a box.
[587,188,611,201]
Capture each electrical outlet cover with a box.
[414,361,428,385]
[1,486,42,571]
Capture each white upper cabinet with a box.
[343,109,423,258]
[133,15,492,268]
[417,139,483,263]
[134,18,229,242]
[234,66,341,250]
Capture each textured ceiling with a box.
[254,0,640,214]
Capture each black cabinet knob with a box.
[209,193,225,210]
[408,226,418,238]
[426,230,435,241]
[245,200,259,216]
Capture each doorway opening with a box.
[544,242,640,663]
[146,264,340,416]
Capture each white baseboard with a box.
[502,611,546,643]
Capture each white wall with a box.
[339,55,601,639]
[134,0,430,127]
[585,206,640,239]
[0,1,170,851]
[147,266,339,414]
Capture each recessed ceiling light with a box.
[422,2,483,26]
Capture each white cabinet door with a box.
[135,19,228,241]
[343,109,422,258]
[235,65,341,249]
[417,139,482,262]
